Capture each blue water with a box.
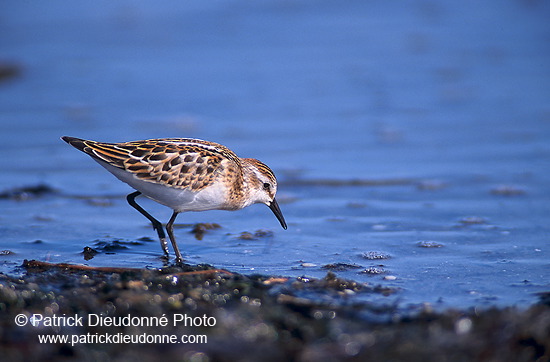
[1,0,549,310]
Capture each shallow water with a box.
[1,0,549,310]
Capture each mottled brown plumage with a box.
[61,136,286,263]
[65,138,246,191]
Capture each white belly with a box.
[95,160,228,212]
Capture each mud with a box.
[0,261,548,361]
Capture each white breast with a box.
[95,159,229,213]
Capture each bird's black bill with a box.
[268,198,287,230]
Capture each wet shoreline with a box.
[2,1,549,359]
[1,178,548,310]
[1,260,548,361]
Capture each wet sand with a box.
[1,1,549,360]
[1,261,548,361]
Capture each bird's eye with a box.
[263,182,271,190]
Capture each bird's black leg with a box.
[166,211,184,264]
[126,191,169,257]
